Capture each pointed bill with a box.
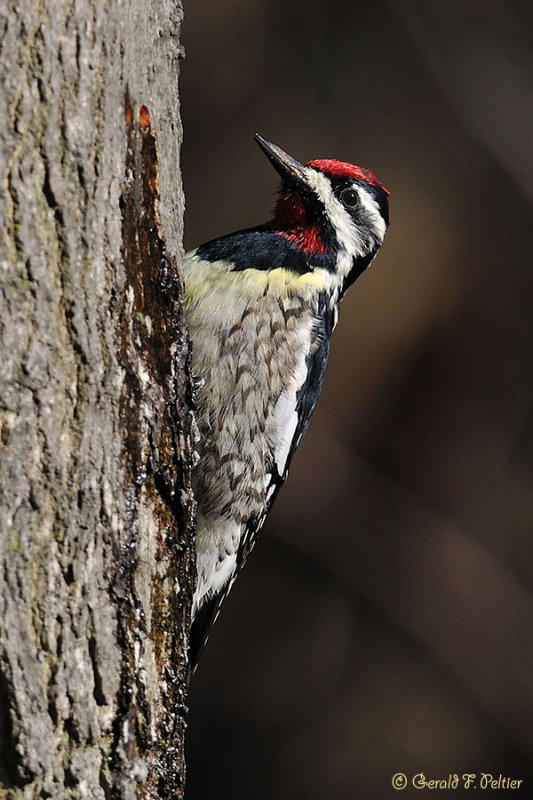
[255,133,306,185]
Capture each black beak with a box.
[255,134,306,185]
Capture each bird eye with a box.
[340,188,359,208]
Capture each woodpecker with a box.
[184,134,389,672]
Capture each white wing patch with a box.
[271,391,299,475]
[269,329,311,476]
[266,479,277,501]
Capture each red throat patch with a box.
[281,226,328,254]
[269,192,330,254]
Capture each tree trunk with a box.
[0,2,195,798]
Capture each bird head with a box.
[255,134,389,293]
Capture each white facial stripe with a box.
[302,167,386,285]
[303,168,364,261]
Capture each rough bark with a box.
[0,2,195,798]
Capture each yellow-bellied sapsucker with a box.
[184,135,389,672]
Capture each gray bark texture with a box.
[0,2,195,798]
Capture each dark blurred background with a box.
[180,2,533,797]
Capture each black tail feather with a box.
[187,593,225,684]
